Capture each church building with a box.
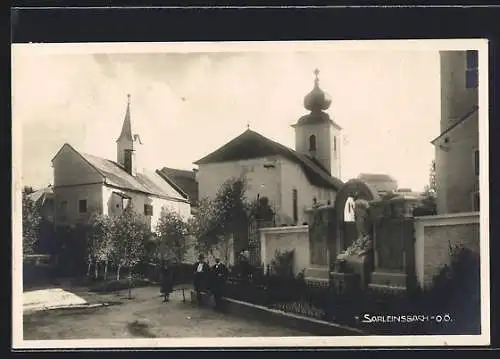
[194,70,344,226]
[51,95,191,231]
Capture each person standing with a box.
[211,258,228,309]
[160,261,174,303]
[193,254,209,303]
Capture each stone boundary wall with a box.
[259,225,309,275]
[414,212,480,289]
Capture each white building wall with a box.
[102,185,191,231]
[196,155,337,226]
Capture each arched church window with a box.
[309,135,317,151]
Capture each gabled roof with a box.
[158,167,199,205]
[80,152,189,202]
[194,129,343,190]
[52,143,189,203]
[27,187,54,204]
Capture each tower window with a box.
[333,136,337,152]
[309,135,316,151]
[292,189,298,224]
[466,50,478,89]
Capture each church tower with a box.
[116,94,142,176]
[292,69,342,178]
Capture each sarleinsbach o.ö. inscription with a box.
[358,313,454,324]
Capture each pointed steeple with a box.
[116,94,133,143]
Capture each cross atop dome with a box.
[303,68,331,112]
[314,68,320,86]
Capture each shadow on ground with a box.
[127,320,158,338]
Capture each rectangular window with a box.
[466,50,478,89]
[79,199,87,213]
[292,189,298,224]
[474,149,479,176]
[144,204,153,216]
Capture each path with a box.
[23,286,312,339]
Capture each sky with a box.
[13,43,441,192]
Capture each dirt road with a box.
[23,286,311,339]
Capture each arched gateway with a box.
[306,178,379,282]
[332,179,379,255]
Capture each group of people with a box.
[193,254,229,308]
[159,254,229,308]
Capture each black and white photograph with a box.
[12,39,489,348]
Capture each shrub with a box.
[409,244,481,334]
[269,249,294,278]
[424,244,480,308]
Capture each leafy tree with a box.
[110,205,149,281]
[213,177,249,233]
[86,214,114,279]
[248,196,275,224]
[156,208,190,264]
[189,176,251,256]
[22,193,42,256]
[188,197,220,255]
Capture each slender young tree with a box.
[156,208,190,264]
[110,205,148,281]
[86,214,114,279]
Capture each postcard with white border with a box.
[12,39,490,349]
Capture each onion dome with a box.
[303,68,332,112]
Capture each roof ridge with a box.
[194,129,343,190]
[431,105,479,144]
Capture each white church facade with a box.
[51,95,191,231]
[194,69,344,226]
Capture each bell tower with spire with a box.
[292,69,342,179]
[116,94,142,176]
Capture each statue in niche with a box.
[335,193,373,272]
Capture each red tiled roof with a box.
[193,129,343,190]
